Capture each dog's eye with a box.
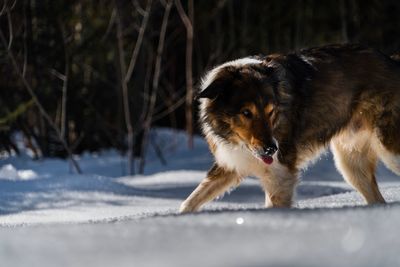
[241,109,253,118]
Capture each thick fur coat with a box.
[180,44,400,212]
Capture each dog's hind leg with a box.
[179,164,242,213]
[331,139,385,204]
[373,141,400,176]
[373,123,400,176]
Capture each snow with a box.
[0,164,38,180]
[0,128,400,266]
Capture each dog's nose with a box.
[263,144,277,156]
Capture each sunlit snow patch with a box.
[0,164,38,180]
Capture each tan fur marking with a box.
[206,136,217,154]
[296,142,325,170]
[180,165,242,213]
[331,127,385,204]
[231,103,274,152]
[264,103,274,117]
[264,104,275,127]
[260,162,297,207]
[372,134,400,176]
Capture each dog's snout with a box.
[263,144,277,156]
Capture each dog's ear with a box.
[197,81,226,99]
[197,68,235,99]
[250,64,275,76]
[197,66,241,99]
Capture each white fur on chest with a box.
[214,142,267,177]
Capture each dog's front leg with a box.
[260,163,298,208]
[180,164,241,213]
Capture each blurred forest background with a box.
[1,0,400,173]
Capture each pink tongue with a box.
[261,155,273,165]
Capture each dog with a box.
[180,44,400,213]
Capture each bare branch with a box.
[152,95,186,123]
[0,0,17,16]
[175,0,194,148]
[0,27,82,174]
[0,1,7,16]
[116,0,135,175]
[125,0,152,83]
[134,52,153,134]
[132,0,146,16]
[150,134,166,165]
[9,0,17,10]
[101,8,116,43]
[139,0,172,173]
[49,68,66,81]
[59,20,69,139]
[152,1,171,94]
[6,9,13,49]
[22,0,29,77]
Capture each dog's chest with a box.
[213,142,267,177]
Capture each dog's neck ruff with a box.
[201,118,269,176]
[213,139,265,176]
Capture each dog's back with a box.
[181,44,400,213]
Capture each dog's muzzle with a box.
[253,143,278,165]
[262,144,278,157]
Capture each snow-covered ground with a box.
[1,129,400,267]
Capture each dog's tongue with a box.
[261,155,273,165]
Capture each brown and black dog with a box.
[180,44,400,213]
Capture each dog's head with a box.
[198,58,283,164]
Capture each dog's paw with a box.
[179,201,197,213]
